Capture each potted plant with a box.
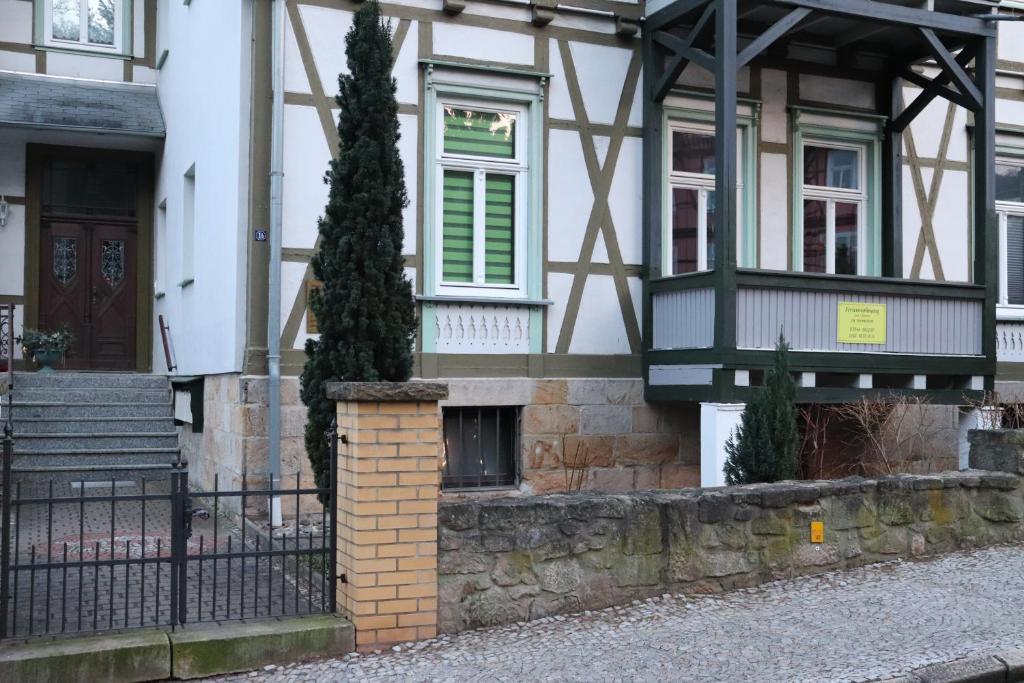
[17,327,74,374]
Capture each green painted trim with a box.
[420,302,437,353]
[421,74,545,353]
[734,269,985,300]
[423,352,641,378]
[646,383,982,406]
[790,110,884,277]
[661,103,759,269]
[419,59,552,80]
[416,295,552,306]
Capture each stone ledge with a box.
[870,652,1018,682]
[327,381,448,402]
[170,615,354,679]
[0,630,170,683]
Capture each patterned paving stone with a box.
[210,544,1024,683]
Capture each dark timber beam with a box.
[880,75,902,279]
[974,34,997,379]
[647,0,714,33]
[651,1,717,100]
[713,0,739,361]
[736,7,811,68]
[919,27,983,111]
[891,41,979,132]
[834,23,891,48]
[770,0,994,36]
[899,67,977,111]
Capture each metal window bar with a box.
[441,406,518,490]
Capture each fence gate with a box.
[0,434,337,640]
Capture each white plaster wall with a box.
[800,74,874,109]
[547,129,593,263]
[999,19,1024,63]
[759,152,788,271]
[433,24,534,67]
[0,0,32,44]
[153,0,250,376]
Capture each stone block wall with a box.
[444,379,700,495]
[437,471,1024,633]
[182,374,316,519]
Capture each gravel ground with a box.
[211,544,1024,683]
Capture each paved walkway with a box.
[214,544,1024,683]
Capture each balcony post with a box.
[713,0,738,355]
[973,34,997,383]
[642,30,664,362]
[880,74,902,279]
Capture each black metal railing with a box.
[0,432,338,640]
[1,302,13,436]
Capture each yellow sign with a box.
[810,521,824,544]
[837,302,887,344]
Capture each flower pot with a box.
[33,349,61,374]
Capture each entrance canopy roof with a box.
[0,71,165,138]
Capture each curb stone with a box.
[870,650,1024,683]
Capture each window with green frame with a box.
[662,106,758,274]
[434,102,526,296]
[37,0,132,56]
[791,109,882,277]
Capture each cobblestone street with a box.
[214,544,1024,683]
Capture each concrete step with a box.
[13,388,171,404]
[11,402,173,419]
[13,372,169,389]
[13,417,177,434]
[15,433,180,451]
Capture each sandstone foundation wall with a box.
[438,471,1024,633]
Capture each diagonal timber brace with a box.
[891,39,981,132]
[652,1,716,101]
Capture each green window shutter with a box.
[443,108,516,159]
[442,170,474,283]
[484,174,515,284]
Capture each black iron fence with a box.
[0,434,337,639]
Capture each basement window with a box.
[441,406,519,490]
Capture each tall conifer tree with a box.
[300,2,416,490]
[723,335,800,485]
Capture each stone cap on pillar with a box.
[325,381,449,402]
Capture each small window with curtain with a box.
[664,120,747,275]
[434,100,527,297]
[799,142,866,276]
[441,406,519,490]
[997,159,1024,306]
[40,0,129,55]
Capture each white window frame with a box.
[663,120,745,275]
[799,139,868,276]
[433,97,529,299]
[997,156,1024,313]
[40,0,127,55]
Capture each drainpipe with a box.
[267,0,285,527]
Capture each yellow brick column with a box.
[326,381,447,652]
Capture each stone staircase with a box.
[9,372,180,468]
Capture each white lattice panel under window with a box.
[435,303,531,354]
[997,322,1024,363]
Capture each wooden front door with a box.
[39,220,137,370]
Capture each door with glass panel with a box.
[38,159,138,370]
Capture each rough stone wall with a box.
[185,374,316,518]
[444,379,700,495]
[438,471,1024,633]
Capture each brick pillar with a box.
[327,381,448,652]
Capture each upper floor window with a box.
[997,159,1024,306]
[433,100,528,297]
[800,142,866,275]
[40,0,128,55]
[663,115,752,275]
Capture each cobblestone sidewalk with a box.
[213,544,1024,683]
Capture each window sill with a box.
[997,304,1024,321]
[34,44,132,61]
[417,294,552,307]
[177,278,194,288]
